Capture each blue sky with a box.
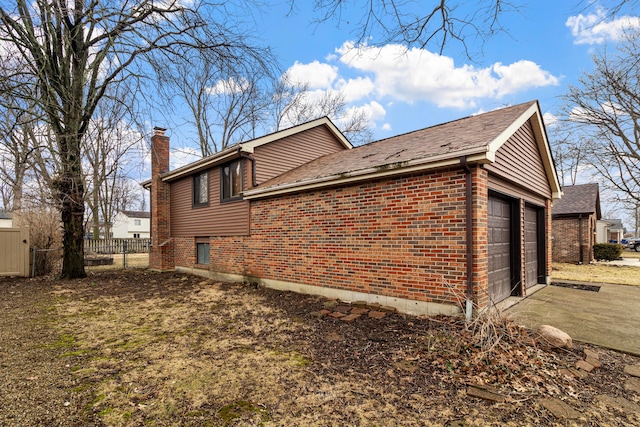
[241,0,634,139]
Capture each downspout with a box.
[460,156,474,321]
[240,152,257,187]
[578,214,584,264]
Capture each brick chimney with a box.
[149,127,174,271]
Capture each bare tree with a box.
[548,125,589,187]
[0,0,271,278]
[309,0,517,55]
[272,74,373,145]
[563,29,640,203]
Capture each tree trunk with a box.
[58,134,87,279]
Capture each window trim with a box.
[220,159,243,203]
[196,238,210,266]
[193,170,209,208]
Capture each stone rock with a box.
[596,394,640,414]
[539,398,582,419]
[624,377,640,393]
[350,307,369,315]
[328,311,346,318]
[467,385,505,403]
[537,325,573,349]
[568,368,589,379]
[340,313,361,322]
[309,311,324,318]
[335,305,352,313]
[624,364,640,378]
[576,360,595,372]
[353,300,368,308]
[583,348,600,360]
[585,356,601,369]
[368,311,387,319]
[323,300,338,309]
[324,332,343,342]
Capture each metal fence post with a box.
[31,246,37,277]
[123,240,128,269]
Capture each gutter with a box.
[460,156,474,321]
[240,152,258,187]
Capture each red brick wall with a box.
[552,214,595,264]
[203,167,474,306]
[471,168,489,307]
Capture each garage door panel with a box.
[488,196,512,302]
[525,206,539,288]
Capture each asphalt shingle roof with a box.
[253,101,536,191]
[552,183,600,216]
[122,211,150,219]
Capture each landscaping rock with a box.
[350,307,369,315]
[335,305,352,313]
[624,377,640,394]
[467,385,505,403]
[537,324,573,349]
[340,313,361,322]
[585,356,602,369]
[624,365,640,378]
[596,394,640,414]
[539,398,582,419]
[576,360,595,372]
[368,311,387,319]
[323,300,338,309]
[584,348,600,360]
[328,312,346,318]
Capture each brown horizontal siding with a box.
[485,120,551,199]
[253,125,347,184]
[170,163,250,237]
[488,175,547,206]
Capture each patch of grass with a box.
[49,333,77,349]
[217,400,270,425]
[552,262,640,286]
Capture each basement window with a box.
[196,240,210,265]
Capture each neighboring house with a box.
[0,210,12,228]
[145,101,561,315]
[552,183,601,264]
[596,219,625,244]
[111,211,150,238]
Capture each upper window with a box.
[193,171,209,207]
[221,159,242,201]
[134,219,141,226]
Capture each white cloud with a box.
[335,76,375,103]
[336,42,559,108]
[543,112,559,127]
[208,77,250,95]
[566,8,640,44]
[382,123,392,131]
[285,60,338,89]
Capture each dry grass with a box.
[3,271,640,426]
[85,253,149,271]
[552,259,640,286]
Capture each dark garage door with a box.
[488,196,512,302]
[524,206,539,288]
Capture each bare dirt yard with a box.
[1,270,640,426]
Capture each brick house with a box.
[145,101,561,315]
[552,183,601,264]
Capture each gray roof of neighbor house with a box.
[122,211,150,219]
[0,210,12,220]
[601,218,625,231]
[244,100,560,199]
[552,183,601,218]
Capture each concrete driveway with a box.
[506,281,640,356]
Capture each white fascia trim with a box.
[161,149,240,183]
[244,148,490,200]
[241,117,353,153]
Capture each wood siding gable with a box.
[485,119,552,200]
[253,125,347,185]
